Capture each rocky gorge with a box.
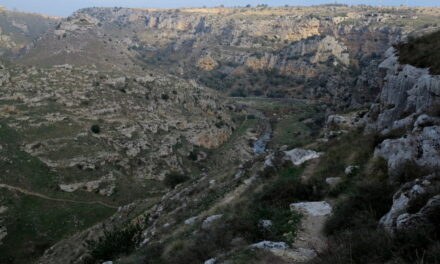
[0,4,439,264]
[17,5,440,109]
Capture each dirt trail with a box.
[291,158,332,259]
[0,183,119,209]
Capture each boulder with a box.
[326,115,347,127]
[283,149,322,166]
[203,258,217,264]
[250,241,289,250]
[202,214,223,230]
[344,165,359,175]
[250,241,317,262]
[184,216,199,225]
[259,219,273,230]
[325,177,342,187]
[290,201,332,216]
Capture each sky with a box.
[0,0,438,17]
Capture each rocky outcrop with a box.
[59,173,116,196]
[312,36,349,66]
[250,241,318,262]
[0,62,240,202]
[290,201,332,217]
[365,48,440,183]
[196,55,219,71]
[380,174,440,233]
[364,46,440,234]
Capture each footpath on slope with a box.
[0,183,119,209]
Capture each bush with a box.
[397,30,440,75]
[88,224,142,263]
[315,224,440,264]
[91,124,101,134]
[313,228,394,264]
[164,173,189,189]
[188,151,198,161]
[324,180,394,235]
[230,88,248,97]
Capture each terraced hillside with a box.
[0,61,243,263]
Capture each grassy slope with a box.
[0,190,115,264]
[0,122,116,263]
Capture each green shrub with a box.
[230,88,248,97]
[88,224,142,263]
[313,228,394,264]
[91,124,101,134]
[164,173,189,189]
[397,30,440,75]
[225,164,315,243]
[324,180,394,235]
[188,151,198,161]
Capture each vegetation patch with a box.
[91,124,101,134]
[0,192,115,264]
[397,30,440,75]
[87,223,143,263]
[164,172,189,189]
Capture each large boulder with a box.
[283,149,322,166]
[290,201,332,216]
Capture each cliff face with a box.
[363,47,440,235]
[17,6,440,108]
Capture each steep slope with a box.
[18,5,440,108]
[0,60,242,263]
[0,6,59,56]
[310,31,440,264]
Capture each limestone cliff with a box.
[17,6,440,108]
[363,46,440,235]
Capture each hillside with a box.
[0,6,59,56]
[17,5,440,108]
[34,25,440,264]
[0,5,439,264]
[0,60,245,263]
